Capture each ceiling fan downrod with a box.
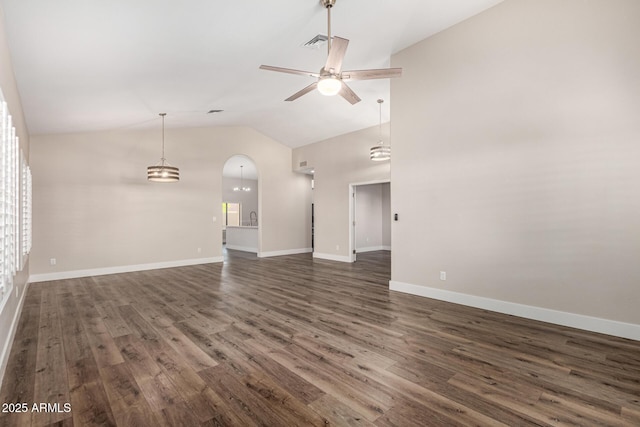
[322,0,336,55]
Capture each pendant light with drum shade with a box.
[147,113,179,182]
[370,99,391,161]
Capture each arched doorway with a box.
[222,155,259,257]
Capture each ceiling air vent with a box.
[302,34,328,49]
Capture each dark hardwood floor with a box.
[1,251,639,426]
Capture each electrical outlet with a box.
[50,258,56,266]
[440,271,446,281]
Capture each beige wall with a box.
[0,5,30,384]
[391,0,640,329]
[293,124,391,261]
[30,125,312,277]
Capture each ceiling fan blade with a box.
[342,68,403,81]
[324,37,349,74]
[285,82,319,101]
[338,82,361,105]
[259,65,319,78]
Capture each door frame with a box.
[348,179,391,263]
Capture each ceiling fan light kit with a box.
[317,76,342,96]
[259,0,402,105]
[147,113,180,182]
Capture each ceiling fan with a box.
[259,0,402,105]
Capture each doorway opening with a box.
[222,155,259,256]
[349,180,391,263]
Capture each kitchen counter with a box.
[225,226,258,253]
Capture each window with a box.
[222,202,240,227]
[0,90,30,309]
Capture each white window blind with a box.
[21,153,32,268]
[0,100,11,303]
[0,89,29,309]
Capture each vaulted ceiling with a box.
[0,0,503,147]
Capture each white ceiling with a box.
[0,0,503,148]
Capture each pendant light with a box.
[147,113,179,182]
[370,99,391,161]
[233,165,251,192]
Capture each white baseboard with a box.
[313,252,352,263]
[29,257,223,283]
[356,246,391,253]
[389,280,640,341]
[225,245,258,254]
[0,281,30,387]
[258,248,312,258]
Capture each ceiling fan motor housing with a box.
[320,67,337,77]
